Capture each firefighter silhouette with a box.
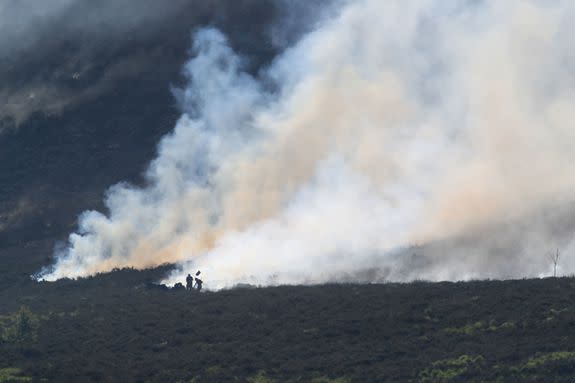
[194,270,203,292]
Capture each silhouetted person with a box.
[194,271,203,292]
[186,274,194,291]
[194,278,203,291]
[173,282,185,291]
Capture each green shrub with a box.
[503,351,575,380]
[444,321,485,335]
[523,351,575,369]
[418,355,484,383]
[311,377,351,383]
[1,307,39,344]
[0,367,32,383]
[247,371,276,383]
[205,366,224,375]
[419,367,466,383]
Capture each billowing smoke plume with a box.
[39,0,575,288]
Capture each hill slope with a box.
[1,268,575,382]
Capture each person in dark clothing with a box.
[194,271,203,292]
[186,274,194,291]
[194,278,203,291]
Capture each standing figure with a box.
[194,270,203,292]
[186,273,194,291]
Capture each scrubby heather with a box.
[2,267,575,382]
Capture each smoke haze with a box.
[0,0,291,129]
[38,0,575,288]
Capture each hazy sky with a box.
[0,0,327,128]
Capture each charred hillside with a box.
[1,268,575,382]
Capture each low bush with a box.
[311,376,350,383]
[0,367,32,383]
[247,371,276,383]
[418,355,484,383]
[0,307,39,344]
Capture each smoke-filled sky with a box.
[0,0,322,129]
[36,0,575,288]
[1,0,185,125]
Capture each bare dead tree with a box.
[547,248,560,277]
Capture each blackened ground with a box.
[1,258,575,382]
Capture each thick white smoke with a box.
[40,0,575,288]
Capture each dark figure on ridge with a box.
[186,273,194,291]
[194,270,203,292]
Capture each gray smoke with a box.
[0,0,303,129]
[0,0,184,125]
[39,0,575,289]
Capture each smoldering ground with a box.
[33,0,575,289]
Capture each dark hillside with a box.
[0,0,280,249]
[1,268,575,382]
